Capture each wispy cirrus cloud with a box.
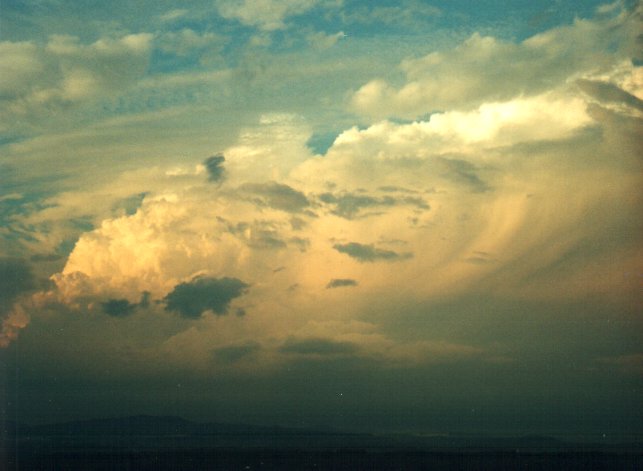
[333,242,412,262]
[215,0,321,31]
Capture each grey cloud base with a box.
[333,242,412,262]
[164,276,249,318]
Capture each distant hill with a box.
[4,415,642,452]
[3,417,642,471]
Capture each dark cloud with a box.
[290,217,307,230]
[101,299,137,317]
[279,337,358,356]
[214,342,260,363]
[319,191,428,219]
[241,182,309,213]
[0,257,36,313]
[249,231,287,249]
[139,291,151,309]
[437,158,489,192]
[333,242,412,262]
[30,253,63,262]
[164,276,249,319]
[319,192,393,219]
[577,79,643,112]
[112,192,147,216]
[204,154,226,182]
[224,220,293,250]
[289,237,309,252]
[100,291,151,317]
[326,278,358,289]
[378,185,421,194]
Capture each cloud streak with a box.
[326,278,358,289]
[333,242,412,262]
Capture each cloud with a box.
[333,242,412,262]
[306,31,345,51]
[159,9,189,22]
[223,219,291,249]
[0,258,38,347]
[204,154,226,182]
[214,342,261,363]
[111,192,147,216]
[5,5,639,375]
[157,29,225,58]
[223,114,314,181]
[216,0,319,31]
[290,93,593,199]
[341,0,441,30]
[318,190,428,219]
[0,257,37,312]
[1,33,152,132]
[101,298,137,317]
[279,337,358,356]
[576,78,643,113]
[350,6,639,118]
[164,276,249,318]
[326,278,358,289]
[436,158,489,193]
[241,182,310,212]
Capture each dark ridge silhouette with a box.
[3,416,642,470]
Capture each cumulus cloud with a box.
[112,192,148,216]
[216,0,319,31]
[164,276,249,318]
[240,182,310,212]
[101,298,137,317]
[306,31,345,50]
[350,6,639,118]
[223,114,313,181]
[223,219,291,249]
[204,154,226,182]
[576,78,643,114]
[333,242,412,262]
[157,29,225,57]
[1,33,152,132]
[326,278,358,289]
[5,5,639,383]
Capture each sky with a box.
[0,0,642,438]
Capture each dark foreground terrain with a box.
[8,448,643,471]
[3,416,642,470]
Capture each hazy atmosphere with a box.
[1,0,642,439]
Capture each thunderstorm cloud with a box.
[1,0,641,438]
